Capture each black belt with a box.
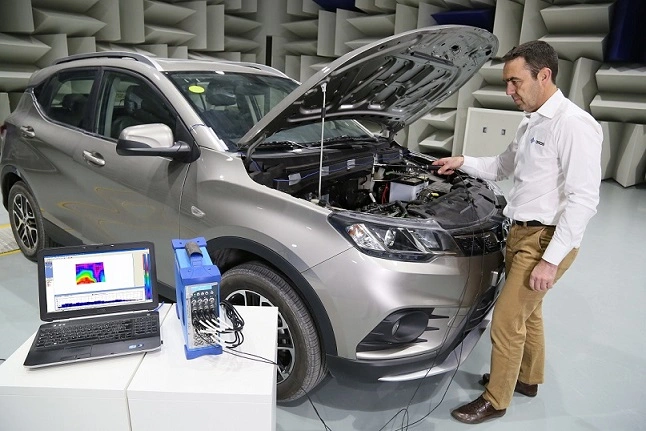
[512,220,555,228]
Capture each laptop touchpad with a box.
[61,346,92,360]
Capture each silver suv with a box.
[1,26,506,401]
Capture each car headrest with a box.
[205,83,237,107]
[124,85,170,124]
[124,85,146,115]
[61,93,88,111]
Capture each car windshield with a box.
[168,71,370,149]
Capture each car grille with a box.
[453,223,507,256]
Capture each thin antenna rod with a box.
[318,82,327,200]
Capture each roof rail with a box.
[53,51,161,70]
[218,60,291,79]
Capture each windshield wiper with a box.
[321,135,376,144]
[260,140,307,149]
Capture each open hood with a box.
[238,25,498,151]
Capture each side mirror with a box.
[116,123,198,162]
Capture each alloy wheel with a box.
[11,192,39,255]
[225,289,295,383]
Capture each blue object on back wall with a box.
[431,9,495,33]
[606,0,646,62]
[312,0,360,12]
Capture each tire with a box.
[220,261,327,402]
[8,181,53,261]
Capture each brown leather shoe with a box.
[451,395,506,424]
[481,373,538,397]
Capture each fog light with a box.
[358,310,429,351]
[388,311,428,343]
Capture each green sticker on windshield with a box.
[188,85,205,94]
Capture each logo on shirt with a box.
[530,137,545,146]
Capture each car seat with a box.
[111,85,173,138]
[203,83,252,140]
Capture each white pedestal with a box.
[0,304,173,431]
[127,305,278,431]
[0,304,277,431]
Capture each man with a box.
[433,40,602,424]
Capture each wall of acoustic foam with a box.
[0,0,643,185]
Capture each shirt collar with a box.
[531,89,563,119]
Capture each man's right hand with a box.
[432,156,464,175]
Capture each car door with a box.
[12,68,100,243]
[71,69,192,287]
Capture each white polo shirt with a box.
[461,90,602,265]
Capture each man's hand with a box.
[433,156,464,175]
[529,259,558,291]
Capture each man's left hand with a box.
[530,259,558,291]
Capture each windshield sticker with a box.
[188,85,205,94]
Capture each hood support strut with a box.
[318,82,328,201]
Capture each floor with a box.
[1,179,645,431]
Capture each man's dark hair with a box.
[502,41,559,84]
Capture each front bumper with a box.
[325,271,503,383]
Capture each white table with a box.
[0,305,278,431]
[128,305,278,431]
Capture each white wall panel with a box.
[119,0,145,44]
[568,57,601,110]
[32,9,106,36]
[0,0,641,185]
[33,34,68,68]
[0,34,49,64]
[492,0,523,57]
[463,107,524,157]
[88,0,120,41]
[599,121,624,180]
[67,37,97,55]
[614,124,646,188]
[394,3,418,34]
[0,0,35,33]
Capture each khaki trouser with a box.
[483,224,579,410]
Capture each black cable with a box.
[377,170,488,431]
[188,172,496,431]
[300,389,333,431]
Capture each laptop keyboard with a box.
[35,313,159,349]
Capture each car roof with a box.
[27,51,290,87]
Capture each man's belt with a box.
[512,220,555,228]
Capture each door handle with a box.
[82,150,106,167]
[20,126,35,138]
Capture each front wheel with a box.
[8,181,53,260]
[220,261,327,402]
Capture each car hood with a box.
[237,24,498,152]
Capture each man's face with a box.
[502,57,543,112]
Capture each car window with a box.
[35,69,97,130]
[168,72,299,146]
[168,71,370,148]
[96,71,176,139]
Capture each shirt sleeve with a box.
[542,114,602,265]
[461,141,516,181]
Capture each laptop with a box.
[24,241,162,368]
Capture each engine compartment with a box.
[247,141,504,229]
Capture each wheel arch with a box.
[1,167,23,210]
[206,236,338,357]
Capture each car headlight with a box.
[328,212,460,262]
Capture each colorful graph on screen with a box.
[143,254,152,298]
[75,262,106,284]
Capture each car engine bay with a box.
[246,140,506,230]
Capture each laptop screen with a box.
[38,242,159,321]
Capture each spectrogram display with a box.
[76,262,106,285]
[143,254,152,299]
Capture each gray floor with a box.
[1,179,645,430]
